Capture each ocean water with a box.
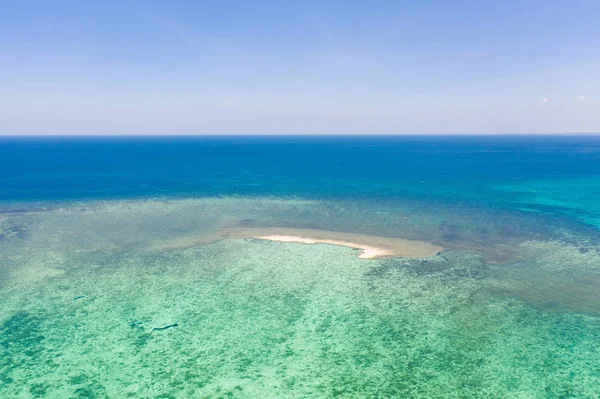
[1,135,600,398]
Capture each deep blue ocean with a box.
[1,134,599,205]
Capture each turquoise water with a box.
[1,136,600,398]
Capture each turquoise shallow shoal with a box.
[1,197,600,398]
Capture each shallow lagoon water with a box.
[1,197,600,398]
[1,136,600,398]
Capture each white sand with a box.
[223,227,443,259]
[251,235,393,258]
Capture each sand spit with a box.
[221,227,442,259]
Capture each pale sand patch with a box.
[223,227,442,259]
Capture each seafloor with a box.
[1,197,600,398]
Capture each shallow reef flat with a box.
[1,197,600,398]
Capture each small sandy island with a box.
[222,227,442,259]
[149,227,442,259]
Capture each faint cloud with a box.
[542,98,549,103]
[575,95,587,101]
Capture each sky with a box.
[1,0,599,135]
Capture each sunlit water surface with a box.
[1,136,600,398]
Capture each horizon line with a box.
[2,132,600,138]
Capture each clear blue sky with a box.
[1,0,599,135]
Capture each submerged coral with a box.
[1,198,600,398]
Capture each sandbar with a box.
[221,227,442,259]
